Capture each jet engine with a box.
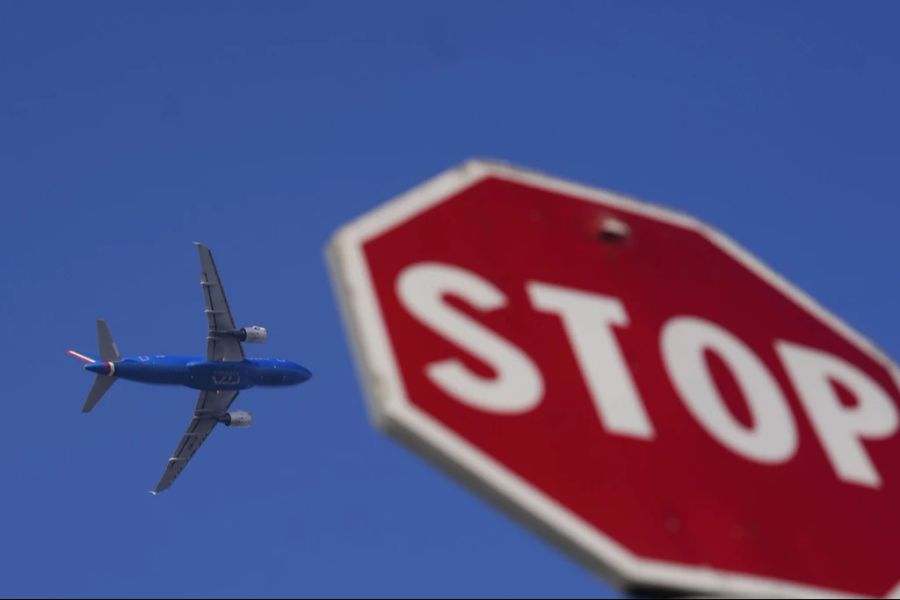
[235,326,267,343]
[219,410,252,428]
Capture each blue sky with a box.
[1,2,898,597]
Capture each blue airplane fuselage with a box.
[86,355,311,391]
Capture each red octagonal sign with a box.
[328,160,900,597]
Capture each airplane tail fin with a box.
[67,349,96,364]
[84,319,121,412]
[68,320,122,413]
[82,375,116,413]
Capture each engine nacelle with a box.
[220,410,252,428]
[236,325,267,343]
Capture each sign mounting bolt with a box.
[598,217,630,243]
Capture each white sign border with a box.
[327,159,899,599]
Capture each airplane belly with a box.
[253,371,294,386]
[186,362,253,390]
[114,360,190,386]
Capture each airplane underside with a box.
[69,242,311,493]
[110,358,309,391]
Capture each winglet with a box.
[148,490,158,496]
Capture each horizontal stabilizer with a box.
[97,320,121,362]
[82,375,116,413]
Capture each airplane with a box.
[68,242,312,494]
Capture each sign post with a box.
[328,160,900,597]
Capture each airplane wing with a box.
[152,389,239,494]
[196,242,245,362]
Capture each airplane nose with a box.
[295,364,312,382]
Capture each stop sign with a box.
[328,160,900,597]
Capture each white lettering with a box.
[661,317,797,463]
[777,341,898,488]
[397,263,544,414]
[527,282,654,439]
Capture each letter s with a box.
[396,262,544,414]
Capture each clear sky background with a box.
[1,2,898,598]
